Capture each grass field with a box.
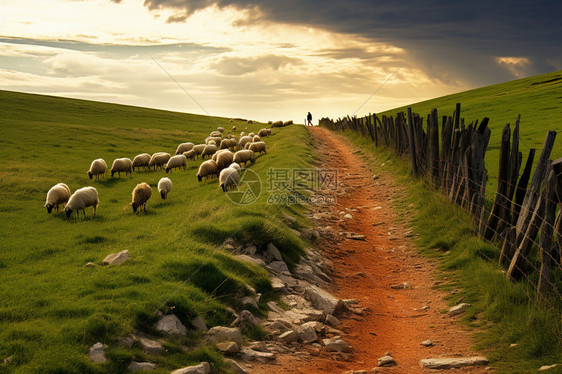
[0,90,314,373]
[378,70,562,194]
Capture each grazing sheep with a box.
[253,135,261,142]
[233,150,255,166]
[283,120,293,126]
[210,130,222,137]
[192,144,206,158]
[175,142,194,155]
[249,141,267,154]
[131,182,152,213]
[271,120,283,127]
[239,135,253,148]
[206,136,222,145]
[248,132,255,137]
[132,153,151,171]
[232,125,236,131]
[111,158,133,178]
[202,144,218,159]
[208,140,216,146]
[240,131,246,137]
[217,127,224,133]
[196,160,218,182]
[149,152,171,170]
[165,155,188,173]
[228,162,241,173]
[220,138,235,150]
[158,177,172,200]
[247,120,254,124]
[266,128,271,135]
[212,149,229,161]
[87,158,107,181]
[215,150,234,170]
[65,186,98,218]
[258,128,269,137]
[45,183,71,213]
[183,150,196,160]
[219,167,239,192]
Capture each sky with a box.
[1,0,561,123]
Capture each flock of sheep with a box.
[44,125,272,218]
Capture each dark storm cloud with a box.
[138,0,562,85]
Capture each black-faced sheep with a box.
[65,186,98,218]
[149,152,171,170]
[132,153,151,171]
[175,142,194,155]
[45,183,71,213]
[219,167,239,192]
[158,177,172,200]
[196,160,218,182]
[131,182,152,213]
[165,155,187,173]
[111,158,133,177]
[87,158,107,181]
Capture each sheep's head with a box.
[111,170,115,177]
[88,171,93,179]
[65,208,73,218]
[221,183,227,192]
[45,203,53,214]
[131,202,138,212]
[197,174,202,182]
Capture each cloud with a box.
[211,55,301,75]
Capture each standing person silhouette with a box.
[307,112,312,126]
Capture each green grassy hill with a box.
[379,70,562,191]
[0,91,314,373]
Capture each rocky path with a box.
[250,127,488,373]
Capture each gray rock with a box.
[448,303,471,316]
[230,310,259,328]
[136,336,163,355]
[249,341,268,352]
[207,326,243,347]
[278,329,299,343]
[420,340,433,347]
[170,362,211,374]
[216,341,240,354]
[117,336,134,348]
[245,245,257,255]
[270,277,286,292]
[240,348,276,363]
[191,316,208,331]
[378,355,396,367]
[103,250,130,265]
[344,213,353,219]
[305,285,343,315]
[155,314,186,336]
[235,254,267,268]
[323,337,352,353]
[298,325,318,344]
[269,261,290,274]
[127,361,156,372]
[325,314,342,327]
[267,301,286,315]
[264,243,283,263]
[88,342,107,363]
[419,356,489,369]
[290,228,302,237]
[301,229,320,242]
[226,359,249,374]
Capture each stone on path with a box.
[154,314,186,336]
[305,285,343,315]
[170,362,211,374]
[419,356,489,369]
[448,303,471,316]
[278,329,299,344]
[420,340,433,347]
[207,326,243,347]
[323,337,352,353]
[240,348,276,363]
[88,342,107,363]
[103,250,130,265]
[216,341,240,354]
[378,355,396,367]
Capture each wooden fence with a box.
[319,104,562,303]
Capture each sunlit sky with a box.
[1,0,560,122]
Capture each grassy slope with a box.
[0,90,314,373]
[378,70,562,193]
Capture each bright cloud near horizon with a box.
[1,0,560,122]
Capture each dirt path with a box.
[250,127,486,373]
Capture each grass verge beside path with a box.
[0,90,314,373]
[342,130,562,374]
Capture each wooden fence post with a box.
[537,168,558,299]
[407,108,418,176]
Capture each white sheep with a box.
[233,150,255,166]
[271,120,283,127]
[208,140,216,146]
[65,186,98,218]
[45,183,71,213]
[158,177,172,200]
[248,132,255,137]
[111,158,133,178]
[252,135,261,142]
[183,150,196,160]
[258,128,269,137]
[165,155,187,173]
[228,163,241,173]
[210,130,222,137]
[202,144,218,159]
[283,120,293,126]
[131,182,152,213]
[132,153,151,171]
[249,141,267,154]
[197,160,218,182]
[149,152,171,170]
[215,150,234,170]
[238,135,253,148]
[192,144,206,158]
[219,167,239,192]
[87,158,107,181]
[240,131,246,137]
[175,142,194,155]
[220,138,235,150]
[206,136,222,145]
[217,127,224,133]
